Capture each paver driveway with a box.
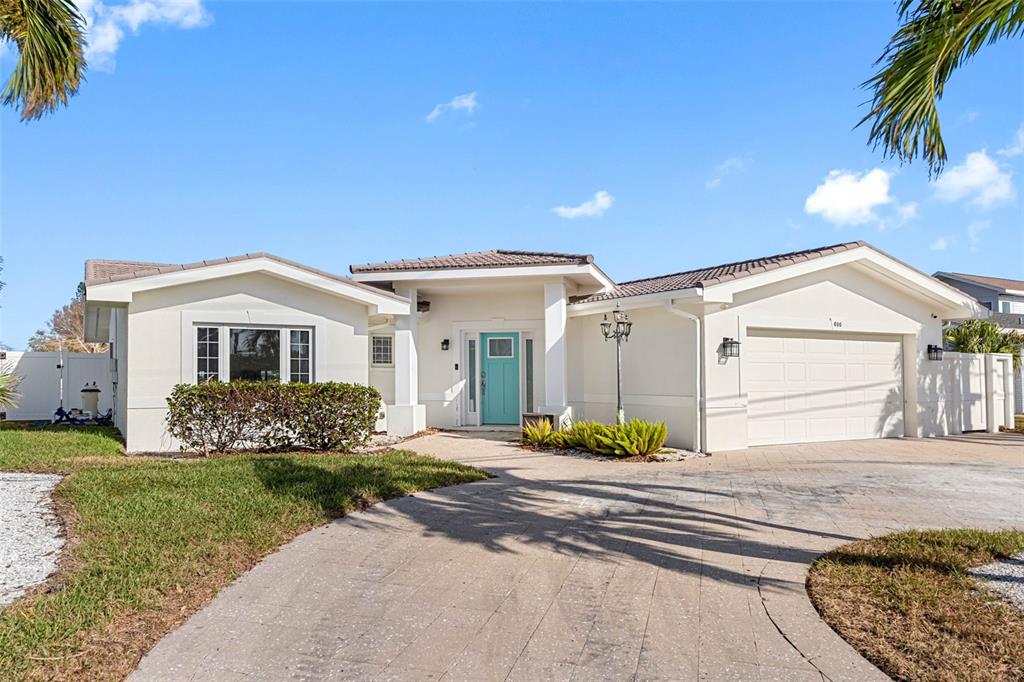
[132,432,1023,681]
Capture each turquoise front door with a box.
[481,332,520,425]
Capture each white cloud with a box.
[998,125,1024,158]
[933,151,1014,207]
[705,156,748,190]
[804,168,893,225]
[967,220,991,251]
[552,190,614,219]
[78,0,211,72]
[929,236,948,251]
[426,91,478,123]
[896,201,918,221]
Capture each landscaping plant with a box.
[165,381,382,454]
[525,418,668,459]
[945,319,1023,370]
[522,418,562,447]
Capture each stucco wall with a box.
[701,265,949,451]
[124,272,370,452]
[415,288,547,428]
[567,307,698,450]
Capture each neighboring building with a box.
[934,271,1024,414]
[933,272,1024,314]
[84,241,989,453]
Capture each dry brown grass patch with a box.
[807,529,1024,682]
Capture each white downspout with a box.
[665,301,704,453]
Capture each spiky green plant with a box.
[945,319,1022,370]
[0,372,21,408]
[593,418,668,458]
[861,0,1024,175]
[522,418,559,447]
[1,0,86,120]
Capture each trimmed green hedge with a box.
[166,381,381,454]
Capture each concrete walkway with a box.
[131,433,1023,681]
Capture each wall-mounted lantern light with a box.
[441,339,450,351]
[722,337,741,358]
[927,344,943,361]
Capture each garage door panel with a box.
[807,362,845,382]
[746,329,903,446]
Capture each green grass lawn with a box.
[0,425,487,681]
[807,529,1024,682]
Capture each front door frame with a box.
[452,318,541,427]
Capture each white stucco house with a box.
[84,240,997,454]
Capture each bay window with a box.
[196,325,313,384]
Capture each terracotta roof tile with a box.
[570,241,868,304]
[84,253,407,301]
[350,249,593,273]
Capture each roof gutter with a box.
[664,301,704,454]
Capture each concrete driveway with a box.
[131,432,1023,681]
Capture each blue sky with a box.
[2,1,1022,349]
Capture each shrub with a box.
[166,381,381,454]
[600,418,668,457]
[283,383,381,452]
[562,420,612,454]
[523,418,564,448]
[528,418,669,459]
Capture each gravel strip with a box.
[971,553,1024,613]
[0,473,65,607]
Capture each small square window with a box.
[372,336,393,366]
[487,337,514,358]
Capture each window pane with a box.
[525,339,534,412]
[289,330,311,383]
[488,337,513,358]
[372,336,393,366]
[468,339,476,412]
[196,326,219,383]
[230,329,281,382]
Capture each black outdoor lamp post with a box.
[600,308,633,424]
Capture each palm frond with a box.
[0,372,21,408]
[1,0,86,120]
[860,0,1024,175]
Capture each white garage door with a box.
[746,329,904,446]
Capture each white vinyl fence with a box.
[943,351,1016,434]
[1,351,115,421]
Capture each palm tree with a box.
[1,0,86,120]
[0,372,20,408]
[945,319,1023,369]
[861,0,1024,175]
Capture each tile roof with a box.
[940,272,1024,292]
[84,253,407,301]
[571,241,868,304]
[85,259,176,283]
[350,249,594,274]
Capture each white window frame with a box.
[371,334,394,368]
[193,324,315,384]
[487,335,515,358]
